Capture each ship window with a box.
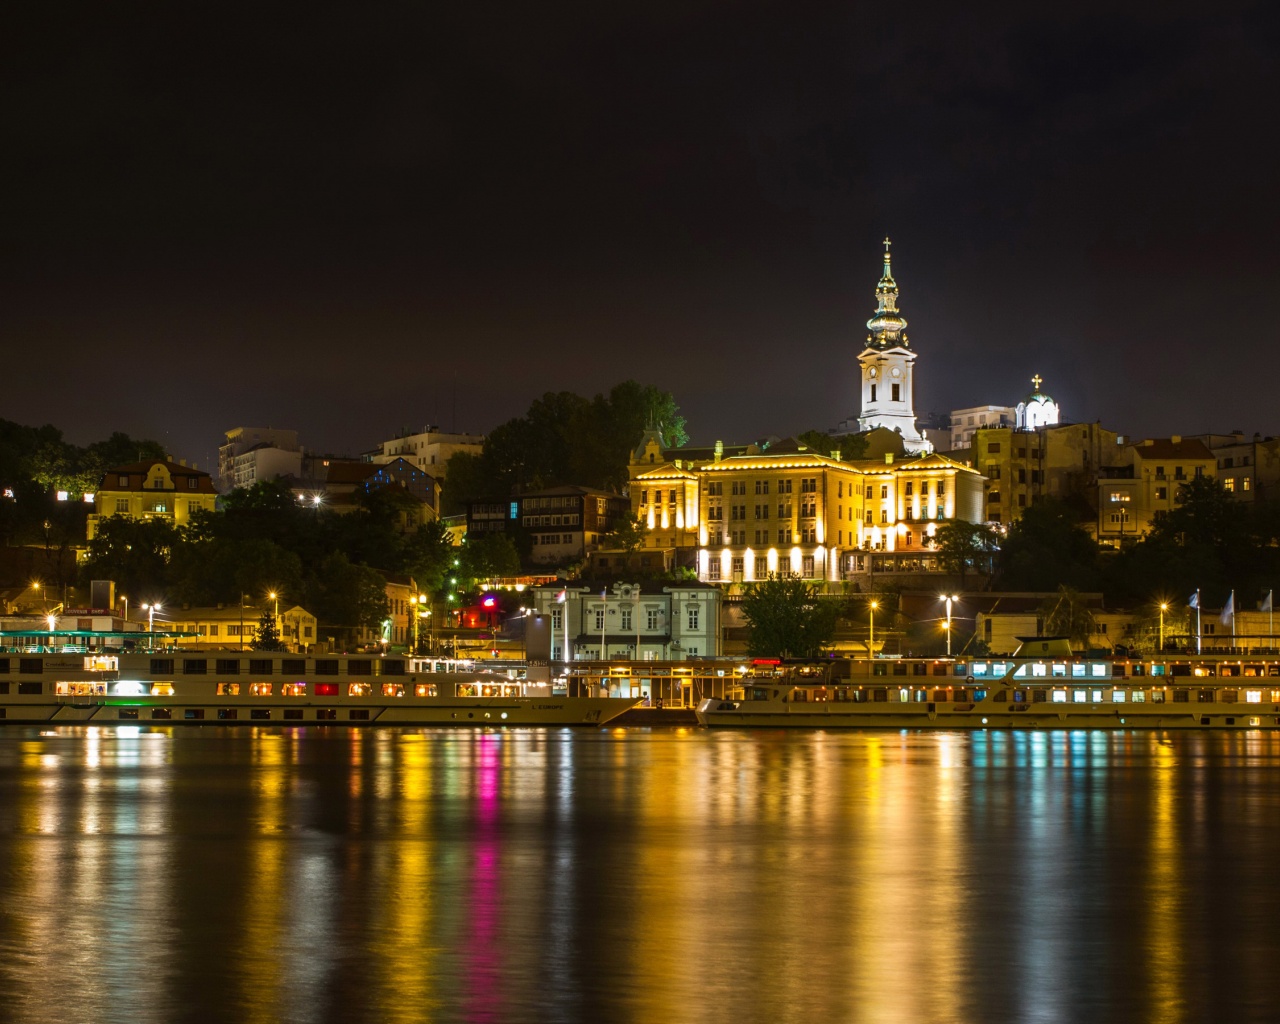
[382,660,406,676]
[182,660,207,675]
[150,682,174,696]
[316,709,337,720]
[1221,690,1238,704]
[151,658,175,674]
[217,709,238,720]
[183,709,205,720]
[1091,690,1104,702]
[348,660,373,675]
[0,683,8,695]
[118,709,139,720]
[216,659,240,674]
[18,682,42,695]
[872,688,888,702]
[19,660,43,675]
[1072,690,1087,702]
[349,683,373,697]
[281,659,306,674]
[1031,664,1047,677]
[970,663,988,677]
[248,659,273,674]
[382,684,404,697]
[315,660,339,675]
[349,710,370,721]
[1198,689,1214,703]
[216,683,240,696]
[1173,689,1189,702]
[282,683,307,697]
[1051,663,1067,677]
[250,683,273,696]
[283,709,303,720]
[151,708,172,720]
[414,683,438,697]
[1033,689,1047,702]
[1246,690,1262,703]
[250,709,271,720]
[1052,690,1067,703]
[315,683,339,697]
[1112,691,1126,702]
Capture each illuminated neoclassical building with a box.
[629,433,985,585]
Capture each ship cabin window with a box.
[1173,689,1190,702]
[282,659,306,674]
[217,709,237,720]
[505,685,521,697]
[1150,665,1166,676]
[1071,664,1087,678]
[1072,690,1088,703]
[1221,690,1239,703]
[1052,690,1067,703]
[283,709,303,720]
[249,659,273,674]
[414,683,438,697]
[1092,689,1104,702]
[315,660,339,675]
[0,683,8,695]
[1198,689,1215,703]
[118,709,139,720]
[1246,690,1263,703]
[790,688,808,703]
[19,660,43,675]
[315,683,339,697]
[382,660,406,676]
[251,709,270,720]
[151,708,172,720]
[216,683,240,696]
[151,658,174,674]
[1051,663,1067,677]
[349,683,373,697]
[183,660,207,675]
[1132,690,1146,702]
[481,684,503,697]
[1112,690,1126,702]
[933,664,948,677]
[348,660,373,675]
[456,684,477,697]
[150,682,174,696]
[216,660,239,674]
[0,660,8,674]
[749,688,770,701]
[1032,664,1048,678]
[349,710,370,721]
[282,683,307,697]
[382,684,404,697]
[184,709,205,720]
[316,709,337,720]
[250,683,273,696]
[872,688,888,702]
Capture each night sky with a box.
[6,2,1278,468]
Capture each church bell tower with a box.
[856,238,931,453]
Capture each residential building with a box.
[467,486,631,565]
[356,573,420,648]
[87,460,218,540]
[1096,437,1216,547]
[217,427,303,492]
[527,580,723,661]
[949,405,1016,450]
[290,456,439,523]
[366,427,484,481]
[163,604,318,653]
[1190,432,1280,502]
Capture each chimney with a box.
[714,440,723,462]
[830,450,841,461]
[884,453,894,465]
[1171,435,1181,444]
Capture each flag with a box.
[1220,591,1234,626]
[556,590,566,604]
[1263,590,1274,613]
[1188,591,1199,609]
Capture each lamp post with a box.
[1159,602,1168,652]
[869,599,879,657]
[142,602,161,651]
[941,594,959,657]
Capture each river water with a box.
[0,726,1278,1024]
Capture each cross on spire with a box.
[882,236,892,253]
[1031,374,1043,391]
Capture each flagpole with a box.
[1196,589,1201,654]
[1271,590,1275,647]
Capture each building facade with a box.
[87,460,219,540]
[527,580,723,661]
[467,486,631,565]
[949,405,1016,450]
[1096,437,1216,547]
[366,427,484,481]
[217,427,303,492]
[629,433,986,586]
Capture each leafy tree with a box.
[251,611,285,651]
[1039,585,1097,649]
[401,518,456,597]
[457,534,521,593]
[741,574,839,658]
[600,513,648,554]
[78,516,176,601]
[995,499,1100,591]
[935,520,998,586]
[306,553,389,642]
[797,430,869,462]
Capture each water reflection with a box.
[2,727,1280,1023]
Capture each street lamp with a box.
[869,599,879,657]
[1159,602,1168,651]
[941,594,959,657]
[142,602,161,650]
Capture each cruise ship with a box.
[696,638,1280,730]
[0,634,637,726]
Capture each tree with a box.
[600,514,648,555]
[797,430,869,462]
[935,520,998,586]
[457,534,521,593]
[305,553,389,643]
[740,574,839,658]
[1039,586,1098,650]
[995,499,1100,591]
[401,518,456,597]
[251,611,285,651]
[79,516,176,600]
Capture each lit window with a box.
[1072,690,1087,702]
[414,683,438,697]
[216,683,240,696]
[250,683,273,696]
[282,683,307,697]
[382,683,404,697]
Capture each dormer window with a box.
[118,475,129,486]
